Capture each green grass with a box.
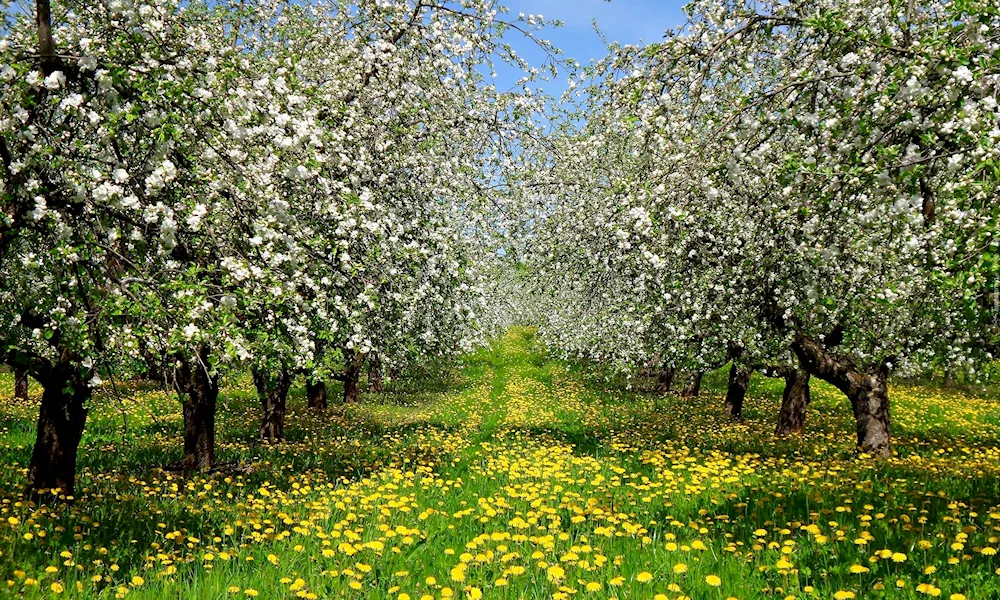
[0,328,998,599]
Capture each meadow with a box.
[0,328,999,599]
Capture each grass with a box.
[0,327,998,599]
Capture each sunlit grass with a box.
[0,327,998,599]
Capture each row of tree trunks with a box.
[792,330,891,457]
[176,352,218,471]
[14,367,29,400]
[26,359,90,499]
[254,368,292,441]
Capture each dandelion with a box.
[705,575,722,587]
[833,592,855,600]
[673,563,688,574]
[637,571,653,583]
[51,583,64,593]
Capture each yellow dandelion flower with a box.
[51,583,64,594]
[636,571,653,583]
[705,575,722,587]
[673,563,688,574]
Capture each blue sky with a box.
[495,0,690,93]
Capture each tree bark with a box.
[176,353,218,470]
[14,367,29,400]
[306,380,327,409]
[723,364,751,421]
[368,353,384,393]
[653,365,675,394]
[344,373,360,404]
[254,368,291,441]
[792,331,891,457]
[342,350,365,404]
[775,367,811,435]
[27,361,90,499]
[680,371,703,397]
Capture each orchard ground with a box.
[0,328,999,599]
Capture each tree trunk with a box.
[342,350,365,404]
[368,354,384,393]
[177,353,218,470]
[344,374,360,404]
[847,369,891,457]
[255,368,291,441]
[653,365,675,394]
[680,371,703,397]
[306,380,327,409]
[723,364,750,421]
[775,368,811,435]
[793,331,891,457]
[14,367,29,400]
[27,361,90,500]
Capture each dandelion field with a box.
[1,328,999,600]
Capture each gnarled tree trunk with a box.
[680,371,703,397]
[14,367,29,400]
[793,331,891,457]
[774,367,810,435]
[723,364,751,421]
[368,353,384,393]
[653,365,675,394]
[255,368,291,441]
[306,380,327,409]
[176,353,218,470]
[27,360,90,500]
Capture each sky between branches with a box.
[496,0,688,95]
